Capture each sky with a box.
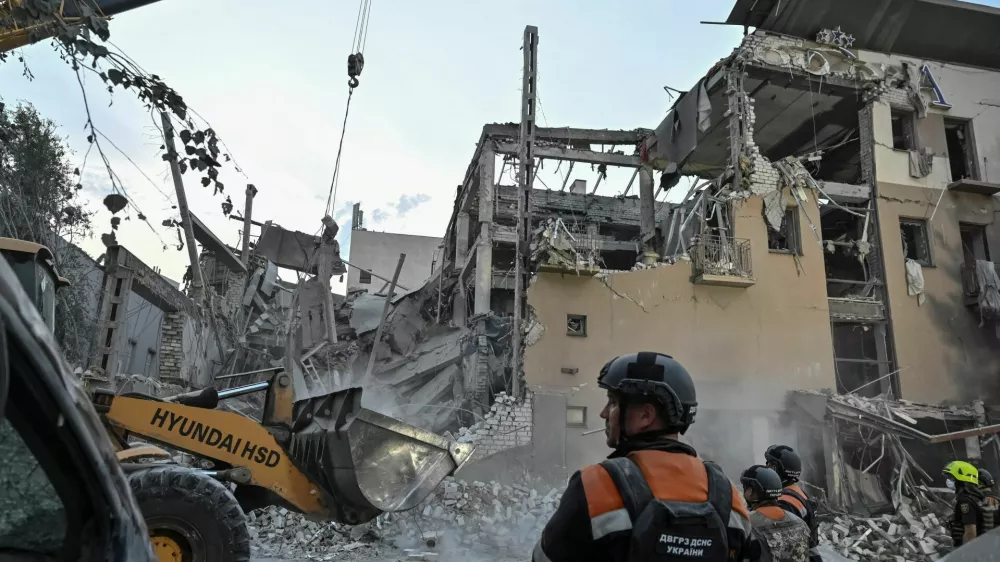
[4,0,948,293]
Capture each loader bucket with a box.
[283,387,475,524]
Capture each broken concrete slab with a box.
[375,331,471,387]
[190,212,247,274]
[349,293,388,335]
[255,224,346,275]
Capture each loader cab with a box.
[0,248,153,560]
[0,238,70,332]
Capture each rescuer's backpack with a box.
[981,495,999,532]
[599,456,732,561]
[778,487,819,547]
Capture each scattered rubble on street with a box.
[248,476,560,561]
[818,492,954,561]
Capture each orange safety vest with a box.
[778,483,809,519]
[579,449,750,541]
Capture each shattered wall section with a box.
[458,392,532,462]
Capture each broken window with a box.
[821,205,873,298]
[767,209,801,254]
[959,223,990,267]
[899,218,931,265]
[944,118,978,181]
[890,109,916,151]
[566,406,587,427]
[566,314,587,337]
[359,270,371,284]
[832,322,890,398]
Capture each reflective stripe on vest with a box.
[778,485,808,519]
[579,450,750,540]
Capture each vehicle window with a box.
[0,417,66,555]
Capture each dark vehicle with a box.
[0,244,154,561]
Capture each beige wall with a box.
[858,52,1000,185]
[876,182,1000,402]
[861,52,1000,402]
[524,190,836,472]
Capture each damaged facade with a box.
[345,204,443,296]
[433,0,1000,491]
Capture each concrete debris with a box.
[248,476,560,560]
[818,496,953,561]
[382,476,559,558]
[247,505,384,560]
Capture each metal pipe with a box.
[364,253,406,380]
[217,381,270,399]
[214,367,281,380]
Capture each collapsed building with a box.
[422,0,1000,516]
[69,1,1000,558]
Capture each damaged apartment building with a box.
[432,0,1000,495]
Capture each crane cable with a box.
[324,0,374,218]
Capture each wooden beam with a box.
[495,143,642,168]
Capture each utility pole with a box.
[241,184,257,266]
[512,25,538,400]
[160,111,204,303]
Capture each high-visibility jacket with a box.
[749,505,810,562]
[532,438,751,562]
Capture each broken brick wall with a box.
[158,311,184,383]
[460,391,533,462]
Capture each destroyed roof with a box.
[726,0,1000,71]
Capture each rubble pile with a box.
[247,506,386,561]
[384,476,560,557]
[247,476,561,561]
[818,498,954,561]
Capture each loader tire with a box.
[128,465,251,562]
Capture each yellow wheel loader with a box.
[92,376,476,562]
[0,239,476,561]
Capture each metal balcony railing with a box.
[691,235,753,280]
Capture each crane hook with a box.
[348,53,365,89]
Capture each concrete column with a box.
[638,166,659,263]
[456,212,471,265]
[474,223,493,314]
[474,146,495,316]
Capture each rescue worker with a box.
[532,353,751,562]
[944,461,985,547]
[740,465,810,562]
[764,445,819,562]
[979,468,999,533]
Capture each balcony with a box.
[961,261,1000,308]
[948,178,1000,196]
[691,235,755,288]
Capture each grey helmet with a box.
[597,352,697,435]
